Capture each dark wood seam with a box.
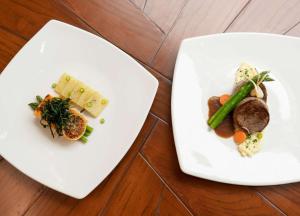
[142,0,148,11]
[148,0,189,67]
[139,152,193,216]
[21,186,47,216]
[83,115,159,216]
[0,25,28,41]
[150,112,170,125]
[223,0,252,32]
[153,187,164,216]
[284,20,300,34]
[255,190,287,216]
[57,0,173,83]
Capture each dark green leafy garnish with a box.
[40,97,71,138]
[29,102,39,110]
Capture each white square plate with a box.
[0,20,158,198]
[172,33,300,185]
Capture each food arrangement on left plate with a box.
[28,73,108,143]
[207,63,274,157]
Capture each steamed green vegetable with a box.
[208,71,274,129]
[80,136,88,144]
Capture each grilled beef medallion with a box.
[233,97,269,133]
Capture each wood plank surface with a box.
[158,187,191,216]
[102,154,190,216]
[25,114,157,216]
[151,0,249,79]
[24,189,78,216]
[227,0,300,33]
[0,161,43,216]
[286,22,300,36]
[0,28,26,72]
[256,184,300,216]
[63,0,165,64]
[141,121,281,216]
[130,0,146,10]
[144,0,187,34]
[0,0,97,39]
[143,64,172,123]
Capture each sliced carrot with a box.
[234,130,247,144]
[219,94,230,105]
[34,109,41,118]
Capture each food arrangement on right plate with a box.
[207,63,274,157]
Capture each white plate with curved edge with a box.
[0,20,158,198]
[172,33,300,186]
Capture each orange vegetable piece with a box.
[234,130,247,144]
[219,94,230,105]
[34,110,41,118]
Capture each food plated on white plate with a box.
[172,33,300,186]
[207,63,274,157]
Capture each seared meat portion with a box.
[233,97,269,133]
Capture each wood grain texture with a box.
[286,22,300,36]
[158,187,191,216]
[0,27,26,72]
[64,0,164,64]
[143,64,172,123]
[24,189,78,216]
[141,121,281,216]
[0,0,97,40]
[255,184,300,215]
[151,0,249,79]
[227,0,300,33]
[102,154,190,216]
[130,0,146,10]
[144,0,187,34]
[0,161,43,216]
[25,114,157,216]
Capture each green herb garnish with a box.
[28,95,43,110]
[29,102,39,110]
[100,118,105,124]
[40,97,71,138]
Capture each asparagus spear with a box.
[208,71,274,129]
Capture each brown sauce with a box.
[208,96,234,138]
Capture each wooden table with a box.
[1,0,300,215]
